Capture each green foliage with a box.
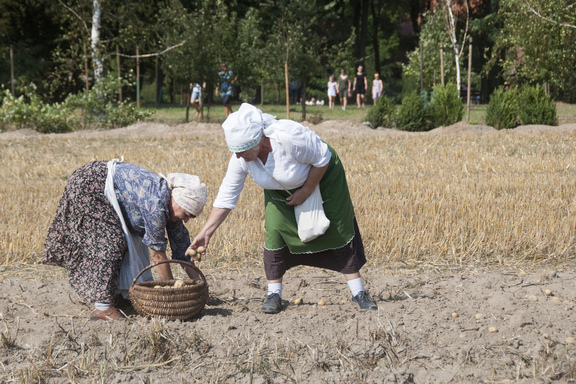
[402,10,455,95]
[0,84,74,133]
[428,83,464,127]
[518,84,557,126]
[0,76,151,133]
[364,96,396,128]
[485,87,520,129]
[497,0,576,98]
[394,92,431,132]
[66,74,152,129]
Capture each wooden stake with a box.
[84,44,89,92]
[116,45,122,102]
[440,44,445,86]
[136,46,140,108]
[10,45,15,95]
[466,38,472,123]
[419,42,424,92]
[285,63,290,119]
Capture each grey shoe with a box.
[262,293,283,314]
[352,291,377,310]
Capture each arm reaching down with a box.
[190,207,232,250]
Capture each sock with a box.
[267,283,283,297]
[94,302,111,311]
[347,277,365,297]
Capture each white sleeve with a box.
[212,155,248,209]
[291,125,331,167]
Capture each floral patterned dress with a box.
[43,161,191,304]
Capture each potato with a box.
[544,289,552,296]
[154,285,162,289]
[475,313,484,320]
[451,312,459,318]
[174,279,185,288]
[294,298,302,305]
[528,295,538,302]
[197,246,206,254]
[318,299,325,306]
[552,297,562,303]
[186,248,197,257]
[488,327,499,333]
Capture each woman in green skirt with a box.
[190,103,377,314]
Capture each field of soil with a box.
[1,120,576,383]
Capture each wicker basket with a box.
[129,260,209,321]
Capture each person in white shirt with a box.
[190,82,205,117]
[327,74,338,109]
[189,103,377,313]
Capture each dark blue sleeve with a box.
[167,220,191,261]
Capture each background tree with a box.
[495,0,576,101]
[402,9,456,94]
[441,0,469,93]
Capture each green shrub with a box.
[428,83,463,127]
[394,92,431,131]
[0,76,151,133]
[0,90,30,130]
[518,84,557,126]
[0,84,74,133]
[364,96,396,128]
[485,87,520,130]
[65,74,151,129]
[28,102,75,133]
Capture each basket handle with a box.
[129,259,207,289]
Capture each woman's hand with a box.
[285,186,313,206]
[190,233,210,250]
[286,164,329,206]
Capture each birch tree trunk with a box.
[443,0,468,95]
[91,0,103,84]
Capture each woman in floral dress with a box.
[43,160,207,321]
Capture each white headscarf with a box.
[162,173,207,217]
[222,103,276,152]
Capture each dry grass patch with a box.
[1,128,576,270]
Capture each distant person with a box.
[305,97,317,106]
[216,63,237,117]
[338,69,351,110]
[327,75,338,109]
[289,79,302,105]
[352,65,367,109]
[190,82,205,117]
[372,74,383,104]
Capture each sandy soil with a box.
[1,120,576,383]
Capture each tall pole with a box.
[116,45,122,102]
[10,45,15,95]
[83,44,89,92]
[136,46,140,108]
[419,42,424,93]
[440,44,445,86]
[466,38,473,123]
[285,63,290,119]
[155,56,159,108]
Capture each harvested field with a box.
[1,120,575,383]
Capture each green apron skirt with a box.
[264,144,355,254]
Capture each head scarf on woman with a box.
[222,103,276,152]
[163,173,207,217]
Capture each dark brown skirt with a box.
[43,161,127,303]
[263,218,366,280]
